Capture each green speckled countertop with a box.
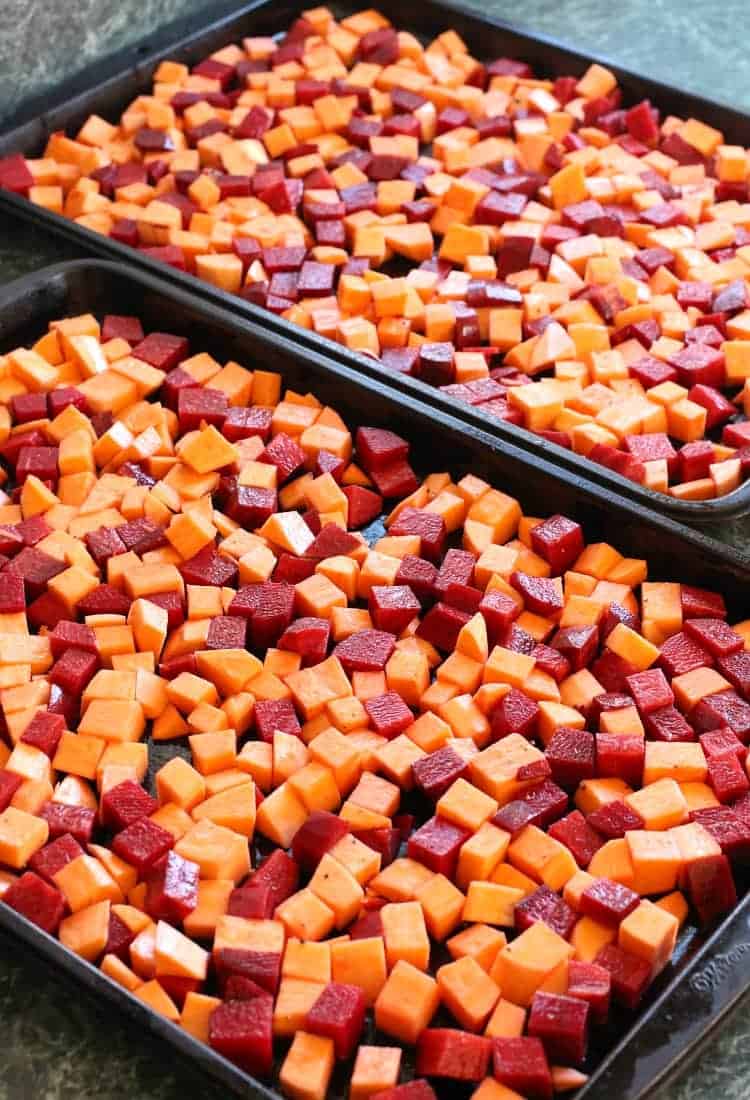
[0,2,749,1098]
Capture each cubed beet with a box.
[545,728,595,788]
[145,850,200,922]
[692,690,750,742]
[407,815,470,877]
[342,485,383,530]
[580,878,640,924]
[492,1037,552,1099]
[644,705,695,743]
[417,1030,492,1082]
[595,943,652,1009]
[334,629,396,673]
[112,817,174,874]
[596,733,644,786]
[20,711,65,758]
[528,991,589,1065]
[306,982,366,1058]
[254,697,301,743]
[365,691,414,739]
[692,806,750,862]
[551,625,599,672]
[291,811,349,871]
[708,753,750,803]
[180,546,238,588]
[587,799,644,838]
[39,802,95,846]
[100,780,159,831]
[490,688,539,741]
[548,810,603,867]
[369,585,421,634]
[50,621,97,659]
[278,616,330,667]
[685,853,737,925]
[205,615,247,651]
[659,631,713,678]
[413,747,469,801]
[5,546,66,599]
[566,960,611,1024]
[357,428,410,469]
[305,524,360,561]
[3,872,66,935]
[132,332,189,372]
[227,883,274,921]
[29,833,83,884]
[209,997,273,1076]
[684,618,743,659]
[626,668,674,714]
[49,648,99,695]
[515,885,577,939]
[250,849,299,910]
[390,509,447,564]
[531,515,584,574]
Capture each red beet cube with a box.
[258,433,305,483]
[408,815,470,877]
[209,997,273,1076]
[510,572,563,617]
[708,753,750,802]
[393,556,437,607]
[659,631,712,678]
[531,514,584,574]
[390,509,446,564]
[369,584,421,634]
[342,485,383,529]
[101,314,144,344]
[684,618,743,659]
[416,1029,492,1081]
[215,947,281,996]
[531,643,571,683]
[3,872,66,935]
[548,810,602,867]
[689,384,735,429]
[587,799,644,838]
[717,650,750,699]
[253,698,301,744]
[417,602,471,653]
[50,622,97,660]
[85,526,128,570]
[434,550,475,600]
[528,991,589,1065]
[493,1037,552,1099]
[227,883,274,920]
[180,546,238,588]
[354,826,401,866]
[10,393,47,424]
[479,589,520,646]
[692,806,750,861]
[0,771,27,812]
[100,780,159,831]
[490,688,539,740]
[581,878,639,924]
[365,691,413,739]
[227,485,277,528]
[177,386,228,432]
[112,817,174,874]
[273,554,316,585]
[356,427,409,472]
[685,853,737,926]
[550,625,598,672]
[39,801,95,846]
[595,943,652,1009]
[0,153,34,194]
[596,733,644,785]
[117,518,167,556]
[291,811,349,871]
[20,711,65,758]
[132,332,189,372]
[306,982,366,1058]
[545,728,595,788]
[644,704,695,742]
[16,446,58,485]
[0,574,25,613]
[701,727,746,762]
[515,884,576,939]
[205,615,247,651]
[223,976,271,1003]
[77,584,132,617]
[278,616,330,667]
[626,668,674,714]
[49,648,99,695]
[692,690,750,741]
[369,459,419,499]
[223,406,273,443]
[567,960,611,1024]
[412,747,469,801]
[28,834,83,884]
[334,629,396,672]
[6,546,66,598]
[243,852,296,915]
[145,850,200,922]
[305,524,360,561]
[682,584,727,620]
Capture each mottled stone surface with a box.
[1,1,750,1098]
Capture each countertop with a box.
[0,1,749,1098]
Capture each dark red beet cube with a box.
[223,976,270,1002]
[700,727,746,762]
[29,833,83,884]
[493,1037,552,1099]
[407,815,470,877]
[227,486,277,529]
[177,386,228,432]
[258,433,305,483]
[395,556,438,606]
[531,514,584,574]
[707,753,750,802]
[100,780,158,831]
[10,393,47,424]
[307,982,366,1059]
[587,799,644,838]
[39,802,95,845]
[356,427,409,472]
[545,728,595,788]
[305,524,360,561]
[685,853,737,926]
[644,705,696,742]
[250,849,299,910]
[342,485,383,530]
[717,650,750,699]
[595,944,652,1009]
[209,997,273,1076]
[215,947,281,996]
[626,668,674,714]
[567,960,611,1024]
[117,518,167,555]
[510,572,563,617]
[390,509,446,563]
[369,459,419,500]
[145,850,200,922]
[417,602,471,653]
[101,314,144,344]
[551,625,598,672]
[684,618,743,659]
[0,770,24,812]
[273,554,316,585]
[84,525,128,568]
[548,810,603,867]
[369,584,421,634]
[413,747,468,801]
[580,878,639,924]
[227,883,274,921]
[490,688,539,740]
[678,440,715,482]
[692,806,750,862]
[291,811,349,871]
[668,343,725,388]
[49,648,98,695]
[479,590,520,646]
[596,733,644,786]
[49,621,97,659]
[659,631,712,678]
[692,690,750,742]
[681,584,727,620]
[3,872,65,935]
[365,691,413,739]
[20,711,65,758]
[354,826,400,866]
[16,446,58,484]
[278,616,330,667]
[515,884,576,939]
[112,817,174,875]
[528,991,589,1065]
[77,584,132,616]
[205,615,247,651]
[0,573,25,613]
[254,698,300,743]
[223,406,273,443]
[531,643,571,683]
[132,332,188,372]
[434,550,475,600]
[334,629,396,672]
[416,1030,492,1082]
[180,546,238,588]
[5,546,66,599]
[689,384,735,430]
